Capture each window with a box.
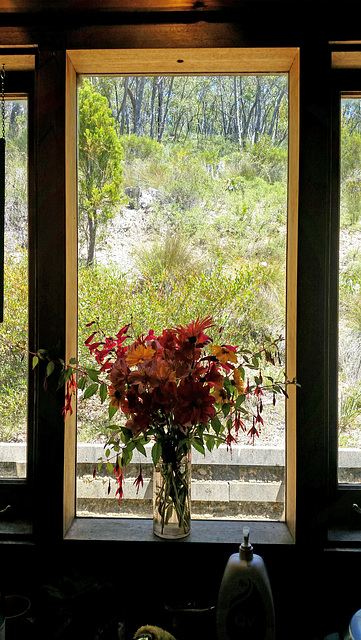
[61,48,299,539]
[329,55,361,537]
[0,47,299,544]
[75,72,290,522]
[0,97,28,479]
[0,65,34,526]
[338,93,361,486]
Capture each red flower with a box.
[62,373,77,419]
[109,358,129,387]
[203,363,224,387]
[175,316,214,348]
[133,465,144,495]
[248,418,260,444]
[158,328,178,353]
[225,429,237,451]
[233,413,246,434]
[174,379,216,427]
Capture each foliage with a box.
[339,384,361,433]
[119,134,165,161]
[2,80,292,451]
[4,100,28,251]
[33,317,294,503]
[91,75,288,148]
[0,252,28,438]
[78,78,125,265]
[132,229,207,282]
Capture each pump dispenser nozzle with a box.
[240,526,254,561]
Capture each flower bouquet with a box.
[34,316,294,538]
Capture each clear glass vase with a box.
[153,450,191,539]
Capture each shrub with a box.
[119,134,165,162]
[0,251,28,439]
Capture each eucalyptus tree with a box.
[78,78,125,266]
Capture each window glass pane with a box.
[338,96,361,484]
[0,99,28,479]
[76,75,288,520]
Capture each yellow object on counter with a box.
[133,624,177,640]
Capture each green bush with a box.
[0,251,28,439]
[119,134,165,162]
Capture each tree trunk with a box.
[158,77,174,142]
[234,76,242,148]
[218,77,229,138]
[150,77,158,139]
[87,210,97,267]
[252,78,262,145]
[157,77,164,142]
[120,77,129,135]
[133,77,145,136]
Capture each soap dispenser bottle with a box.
[216,527,275,640]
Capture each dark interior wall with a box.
[1,540,360,639]
[1,3,361,639]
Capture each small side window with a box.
[0,97,28,481]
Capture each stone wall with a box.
[2,443,361,521]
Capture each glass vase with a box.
[153,450,191,539]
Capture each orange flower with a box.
[126,344,156,366]
[233,368,245,394]
[108,383,126,408]
[211,344,238,364]
[212,384,228,405]
[148,359,177,386]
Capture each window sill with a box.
[328,526,361,548]
[0,519,33,544]
[64,517,294,545]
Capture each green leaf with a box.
[109,406,117,420]
[205,435,215,452]
[88,368,99,382]
[107,461,114,474]
[61,366,73,384]
[236,394,246,408]
[122,446,133,467]
[152,441,162,466]
[222,403,231,417]
[69,357,77,365]
[77,376,87,390]
[46,361,55,378]
[120,428,132,444]
[56,370,66,390]
[84,383,98,399]
[32,355,39,370]
[99,382,107,403]
[135,441,147,457]
[211,416,222,435]
[192,437,205,456]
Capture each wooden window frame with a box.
[327,54,361,543]
[60,47,299,543]
[0,65,34,537]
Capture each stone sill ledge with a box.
[64,516,294,545]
